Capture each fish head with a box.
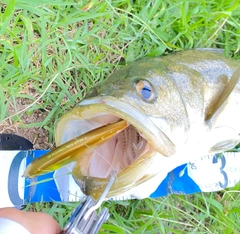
[53,58,192,199]
[57,58,179,153]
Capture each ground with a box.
[0,98,53,149]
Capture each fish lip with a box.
[55,96,166,154]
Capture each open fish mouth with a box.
[59,113,149,180]
[55,98,159,176]
[24,97,172,199]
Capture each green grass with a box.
[1,0,240,233]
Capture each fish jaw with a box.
[72,150,159,200]
[73,149,192,200]
[52,96,176,199]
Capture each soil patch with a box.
[0,99,53,150]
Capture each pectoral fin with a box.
[205,64,240,121]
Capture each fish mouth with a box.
[24,97,173,199]
[60,111,150,180]
[56,97,163,173]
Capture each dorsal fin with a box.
[205,64,240,121]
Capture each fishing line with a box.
[81,142,119,182]
[24,171,84,201]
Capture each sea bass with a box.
[24,50,240,200]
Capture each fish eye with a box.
[136,80,155,101]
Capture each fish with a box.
[24,50,240,200]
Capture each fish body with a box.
[24,50,240,200]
